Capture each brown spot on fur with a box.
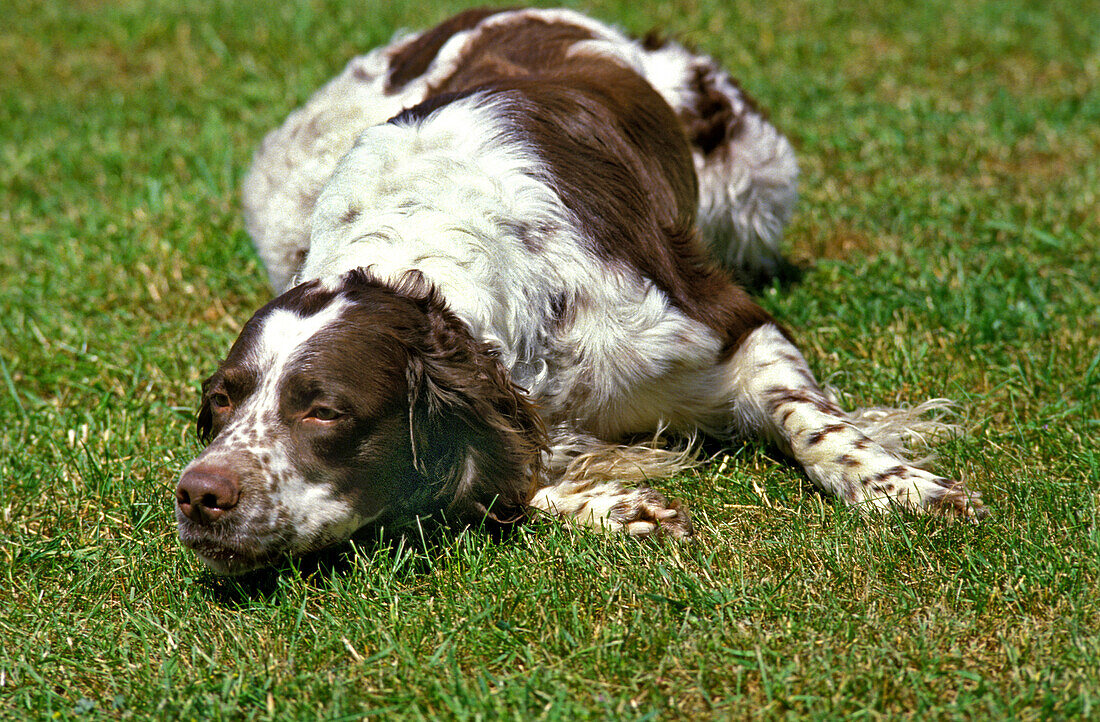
[341,207,361,225]
[385,7,512,92]
[677,61,766,157]
[298,188,320,215]
[641,30,666,51]
[806,423,848,446]
[837,454,861,468]
[548,292,576,332]
[501,219,553,252]
[766,387,842,416]
[682,64,736,155]
[864,465,909,487]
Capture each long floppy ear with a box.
[405,302,546,526]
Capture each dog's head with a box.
[176,269,544,574]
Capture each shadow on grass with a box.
[194,517,526,605]
[736,254,806,293]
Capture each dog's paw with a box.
[925,476,988,520]
[609,488,694,539]
[854,464,988,520]
[530,481,694,538]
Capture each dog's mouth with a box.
[188,542,275,576]
[176,517,283,576]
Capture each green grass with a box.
[2,0,1098,718]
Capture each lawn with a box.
[1,0,1098,718]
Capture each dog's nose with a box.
[176,467,240,524]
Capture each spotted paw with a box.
[854,464,987,520]
[610,488,694,538]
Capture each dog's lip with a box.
[195,548,272,576]
[176,518,278,574]
[182,537,276,575]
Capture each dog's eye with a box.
[210,393,231,410]
[307,406,343,421]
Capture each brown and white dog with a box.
[176,8,984,574]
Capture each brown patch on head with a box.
[340,206,361,225]
[196,289,311,442]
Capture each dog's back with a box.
[242,8,798,292]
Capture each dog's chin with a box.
[177,524,279,576]
[193,547,273,576]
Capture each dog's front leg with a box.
[529,478,694,538]
[724,323,986,517]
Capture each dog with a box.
[176,8,984,575]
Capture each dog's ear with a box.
[404,301,546,526]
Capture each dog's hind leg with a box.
[721,323,986,517]
[634,41,799,285]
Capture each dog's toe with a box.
[612,490,694,538]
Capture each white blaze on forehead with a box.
[235,292,350,446]
[252,296,351,375]
[247,293,371,551]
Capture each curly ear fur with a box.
[402,283,547,526]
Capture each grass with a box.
[1,0,1098,718]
